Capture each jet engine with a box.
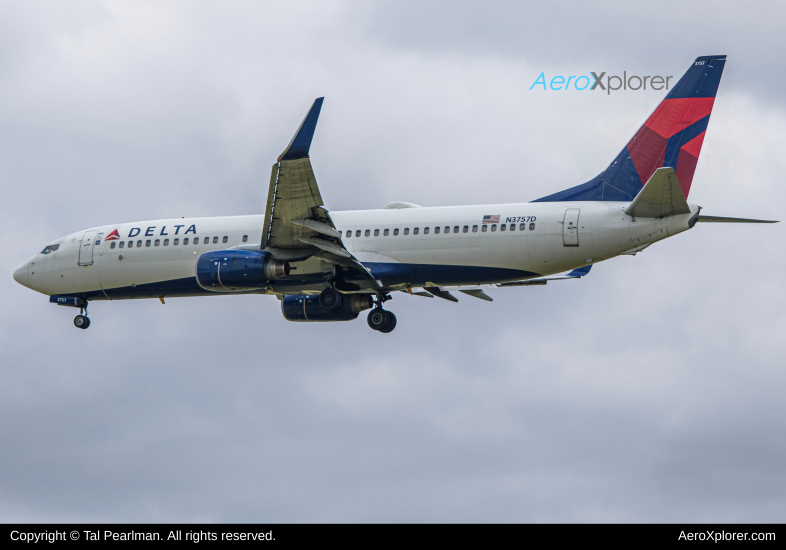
[196,250,289,291]
[281,293,373,322]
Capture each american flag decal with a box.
[482,215,500,224]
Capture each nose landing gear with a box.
[74,304,90,329]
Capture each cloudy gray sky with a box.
[1,0,785,522]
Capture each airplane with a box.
[12,55,777,333]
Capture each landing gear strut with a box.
[367,293,396,333]
[74,303,90,330]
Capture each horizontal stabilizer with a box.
[565,265,592,278]
[696,215,778,223]
[498,264,592,287]
[625,167,691,219]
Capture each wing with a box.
[261,98,380,285]
[403,265,593,302]
[262,98,331,253]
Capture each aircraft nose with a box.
[13,262,29,287]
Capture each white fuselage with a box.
[13,201,698,299]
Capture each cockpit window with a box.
[40,244,59,254]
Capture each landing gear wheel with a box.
[74,315,89,329]
[318,288,343,312]
[367,309,396,333]
[367,308,388,331]
[378,311,397,333]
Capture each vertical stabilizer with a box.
[535,55,726,202]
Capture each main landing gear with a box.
[319,285,397,333]
[367,293,396,334]
[74,304,90,330]
[367,308,396,333]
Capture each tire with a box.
[378,311,397,333]
[74,315,87,329]
[367,309,388,330]
[318,288,343,312]
[83,317,91,329]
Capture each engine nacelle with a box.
[281,293,373,322]
[196,250,290,292]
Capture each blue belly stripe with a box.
[64,263,541,300]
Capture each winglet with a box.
[279,97,324,161]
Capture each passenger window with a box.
[463,225,468,233]
[393,228,399,236]
[404,228,409,235]
[355,230,361,237]
[530,223,536,230]
[338,230,342,236]
[127,241,133,248]
[491,224,497,232]
[164,239,169,246]
[413,228,419,235]
[183,238,189,245]
[146,240,152,247]
[110,242,116,249]
[222,236,228,243]
[434,226,440,234]
[137,240,142,247]
[383,229,389,236]
[119,241,124,248]
[174,238,179,245]
[194,237,200,244]
[345,230,351,238]
[242,235,248,242]
[520,223,526,231]
[374,229,379,237]
[154,239,160,246]
[454,226,459,233]
[510,223,516,231]
[213,236,218,244]
[445,226,450,233]
[481,225,487,232]
[424,227,430,234]
[500,224,506,232]
[365,230,370,237]
[472,225,478,233]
